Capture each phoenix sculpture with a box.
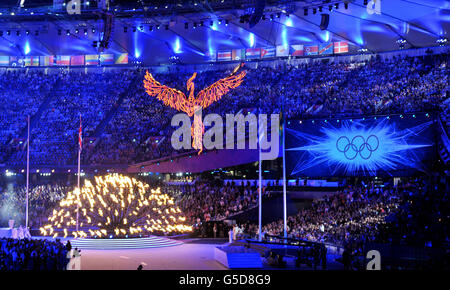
[143,62,246,154]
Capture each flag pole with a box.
[25,115,30,229]
[76,115,81,232]
[258,101,263,242]
[282,114,287,239]
[258,130,262,242]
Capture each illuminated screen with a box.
[285,113,436,177]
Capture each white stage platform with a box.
[214,245,263,269]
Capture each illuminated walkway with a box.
[78,242,228,270]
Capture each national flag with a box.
[304,45,318,55]
[56,55,70,66]
[78,116,82,152]
[100,54,114,65]
[261,47,276,58]
[276,45,289,57]
[40,56,55,66]
[24,56,39,66]
[70,55,85,66]
[245,48,261,59]
[115,53,128,64]
[24,57,31,66]
[290,45,304,56]
[0,56,10,66]
[9,56,24,67]
[318,43,334,55]
[85,54,99,66]
[232,49,245,61]
[217,50,232,61]
[334,41,349,54]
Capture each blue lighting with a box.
[285,17,293,27]
[24,41,30,55]
[249,33,255,48]
[174,37,181,53]
[286,117,434,176]
[282,27,288,49]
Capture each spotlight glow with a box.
[287,118,433,176]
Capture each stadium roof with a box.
[0,0,448,65]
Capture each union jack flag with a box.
[78,116,82,152]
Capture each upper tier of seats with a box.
[0,51,448,166]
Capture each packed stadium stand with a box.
[0,0,448,273]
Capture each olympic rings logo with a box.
[336,135,379,160]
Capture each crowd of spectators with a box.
[7,70,135,166]
[0,70,58,163]
[89,53,448,164]
[0,177,259,229]
[0,51,447,166]
[242,176,448,252]
[161,180,259,224]
[0,181,71,228]
[0,238,69,270]
[242,183,400,246]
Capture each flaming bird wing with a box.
[143,71,190,113]
[195,67,246,109]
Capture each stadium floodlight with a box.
[436,37,447,46]
[358,48,368,53]
[396,38,407,49]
